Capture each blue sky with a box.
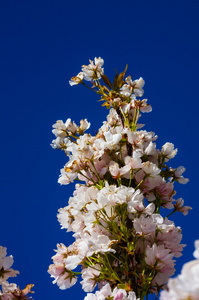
[1,0,199,299]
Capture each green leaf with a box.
[117,283,127,289]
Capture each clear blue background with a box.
[1,1,199,299]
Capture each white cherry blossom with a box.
[69,71,84,86]
[160,240,199,300]
[82,57,104,81]
[161,142,178,161]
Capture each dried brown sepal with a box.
[101,74,112,89]
[118,65,128,88]
[113,70,119,91]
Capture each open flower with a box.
[69,71,84,86]
[82,57,104,81]
[160,240,199,300]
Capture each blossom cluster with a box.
[0,246,34,300]
[49,57,191,299]
[160,240,199,300]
